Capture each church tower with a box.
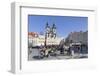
[45,22,50,37]
[52,23,57,38]
[45,22,57,38]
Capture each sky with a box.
[28,15,88,37]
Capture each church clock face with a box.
[28,15,88,61]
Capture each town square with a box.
[28,15,88,60]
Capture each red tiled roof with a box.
[28,32,38,37]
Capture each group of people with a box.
[32,43,86,59]
[38,44,75,58]
[39,45,57,58]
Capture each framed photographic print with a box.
[11,2,96,74]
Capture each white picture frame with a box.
[11,2,97,74]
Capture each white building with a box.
[28,34,63,47]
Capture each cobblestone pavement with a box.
[28,48,88,61]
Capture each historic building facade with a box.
[28,23,63,47]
